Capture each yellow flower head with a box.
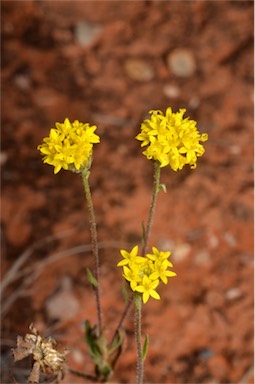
[38,118,100,174]
[136,107,208,171]
[118,246,176,303]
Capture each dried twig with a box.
[0,228,76,297]
[1,239,130,316]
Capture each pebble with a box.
[163,84,180,99]
[229,145,241,155]
[208,233,219,249]
[225,288,242,301]
[0,151,8,166]
[167,48,196,77]
[74,21,102,47]
[172,243,191,262]
[72,348,85,364]
[198,348,214,360]
[14,74,31,91]
[194,250,211,266]
[223,232,237,247]
[45,277,79,321]
[124,58,155,82]
[188,96,200,109]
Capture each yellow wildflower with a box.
[134,275,160,304]
[117,245,144,267]
[136,107,208,171]
[150,259,176,284]
[38,118,100,174]
[122,264,141,291]
[147,247,172,263]
[118,246,176,303]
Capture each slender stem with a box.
[134,161,161,384]
[112,162,161,381]
[142,161,161,256]
[69,368,97,382]
[134,294,143,384]
[81,169,103,334]
[110,295,133,344]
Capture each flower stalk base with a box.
[81,169,103,334]
[134,293,144,384]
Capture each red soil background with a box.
[1,1,254,383]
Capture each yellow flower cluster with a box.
[117,245,176,304]
[38,118,100,174]
[136,107,208,171]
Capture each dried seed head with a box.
[12,324,68,383]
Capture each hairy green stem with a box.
[142,161,161,256]
[112,162,161,382]
[81,169,103,334]
[134,161,161,384]
[134,294,143,384]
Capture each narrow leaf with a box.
[159,183,167,193]
[142,334,149,361]
[86,268,98,288]
[84,320,101,363]
[108,329,123,353]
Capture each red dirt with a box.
[1,1,254,384]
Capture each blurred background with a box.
[1,1,254,383]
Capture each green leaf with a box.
[84,320,101,364]
[142,334,149,361]
[86,268,98,288]
[84,321,114,382]
[159,183,167,193]
[107,328,125,370]
[108,329,123,354]
[96,362,112,379]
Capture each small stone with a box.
[163,84,180,99]
[157,239,174,251]
[225,288,242,301]
[188,96,200,109]
[167,48,196,77]
[14,74,31,91]
[74,21,102,47]
[46,277,79,321]
[72,348,85,364]
[229,145,241,155]
[208,233,219,249]
[194,250,211,266]
[224,232,237,247]
[124,58,155,82]
[0,152,8,166]
[198,348,214,360]
[172,243,191,262]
